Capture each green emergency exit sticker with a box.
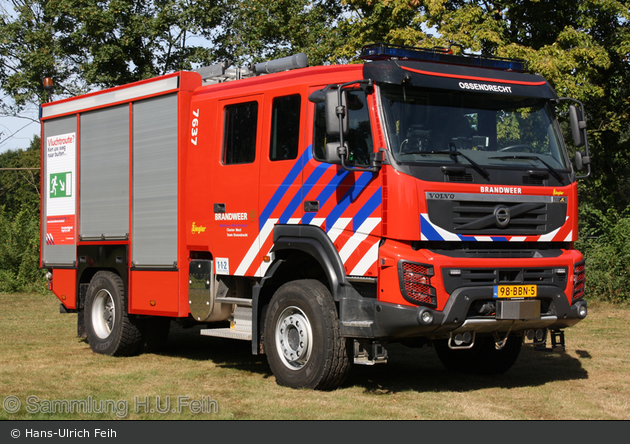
[49,172,72,198]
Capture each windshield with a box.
[379,84,570,170]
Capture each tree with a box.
[214,0,345,66]
[0,0,224,115]
[0,137,44,293]
[0,136,41,218]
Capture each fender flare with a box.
[271,224,349,297]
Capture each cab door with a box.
[301,85,383,278]
[255,91,307,277]
[211,95,262,277]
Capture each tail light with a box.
[399,261,437,307]
[572,260,585,302]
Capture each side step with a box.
[200,306,252,341]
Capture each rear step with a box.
[200,306,252,341]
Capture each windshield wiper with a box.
[429,144,490,179]
[488,155,564,182]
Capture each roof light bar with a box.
[359,43,528,73]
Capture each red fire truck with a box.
[41,43,590,390]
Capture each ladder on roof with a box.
[195,53,308,85]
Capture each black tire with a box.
[84,271,143,356]
[264,280,351,390]
[434,334,522,375]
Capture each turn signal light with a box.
[399,261,437,307]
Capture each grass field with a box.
[1,292,629,420]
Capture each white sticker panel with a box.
[215,258,230,275]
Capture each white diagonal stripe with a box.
[339,218,381,263]
[327,217,352,243]
[349,239,380,276]
[235,218,277,276]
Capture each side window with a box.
[313,90,372,165]
[270,94,301,161]
[223,101,258,165]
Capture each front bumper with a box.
[364,285,587,339]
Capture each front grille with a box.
[399,261,437,307]
[453,201,547,232]
[442,266,569,295]
[426,194,568,236]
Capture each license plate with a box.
[493,285,537,299]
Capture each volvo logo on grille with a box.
[494,205,511,228]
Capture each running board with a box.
[200,306,252,341]
[215,297,252,307]
[200,328,252,341]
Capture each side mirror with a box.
[569,104,586,148]
[575,151,590,172]
[558,97,591,179]
[308,89,326,104]
[324,142,346,165]
[325,89,349,137]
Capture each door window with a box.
[223,101,258,165]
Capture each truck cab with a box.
[184,43,589,388]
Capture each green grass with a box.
[1,293,629,420]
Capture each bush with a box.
[576,206,630,304]
[0,205,47,294]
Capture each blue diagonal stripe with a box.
[457,234,477,241]
[326,171,376,232]
[259,148,312,229]
[301,168,350,225]
[353,188,382,232]
[279,161,330,224]
[490,236,508,242]
[420,214,443,241]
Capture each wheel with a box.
[264,280,351,390]
[434,334,522,375]
[84,271,143,356]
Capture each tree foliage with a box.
[0,0,224,114]
[0,137,45,293]
[576,206,630,303]
[0,136,40,217]
[0,204,46,294]
[216,0,345,65]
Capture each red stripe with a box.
[401,66,547,86]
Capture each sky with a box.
[0,3,38,154]
[0,93,41,154]
[0,115,39,154]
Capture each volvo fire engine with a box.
[41,43,590,390]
